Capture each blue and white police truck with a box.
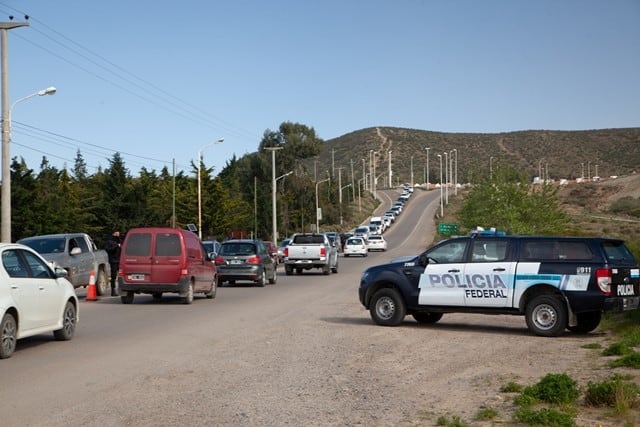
[358,232,640,336]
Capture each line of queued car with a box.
[343,184,413,256]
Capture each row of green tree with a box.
[5,122,364,247]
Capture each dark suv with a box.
[215,239,277,287]
[359,233,640,336]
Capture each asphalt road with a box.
[0,188,442,426]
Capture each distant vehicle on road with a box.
[215,239,277,287]
[344,237,368,257]
[367,235,388,252]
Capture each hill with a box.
[317,127,640,186]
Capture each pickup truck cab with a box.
[283,233,339,275]
[359,233,640,336]
[18,233,111,296]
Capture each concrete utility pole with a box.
[1,20,30,243]
[265,146,283,246]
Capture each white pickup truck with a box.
[283,233,339,275]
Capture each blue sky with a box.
[1,0,639,176]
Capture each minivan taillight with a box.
[246,255,260,265]
[595,268,612,295]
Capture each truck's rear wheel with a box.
[96,268,109,296]
[567,311,601,334]
[525,294,567,337]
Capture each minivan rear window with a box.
[155,233,182,256]
[124,233,152,256]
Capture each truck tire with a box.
[567,311,601,334]
[525,294,567,337]
[268,269,277,284]
[331,261,338,274]
[412,312,443,324]
[322,264,330,275]
[285,265,293,276]
[369,288,406,326]
[96,268,109,296]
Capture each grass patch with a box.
[584,374,640,411]
[436,415,468,427]
[514,407,576,427]
[609,351,640,369]
[500,381,524,393]
[474,407,498,421]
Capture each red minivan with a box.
[117,227,217,304]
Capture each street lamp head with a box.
[38,86,56,96]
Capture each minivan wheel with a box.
[205,277,217,299]
[120,292,134,304]
[256,270,266,287]
[183,281,194,304]
[0,313,17,359]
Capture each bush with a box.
[522,373,579,405]
[514,407,576,426]
[584,374,640,410]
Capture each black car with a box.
[215,239,277,287]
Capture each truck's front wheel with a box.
[369,288,406,326]
[525,294,567,337]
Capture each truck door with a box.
[418,238,469,306]
[462,238,515,308]
[71,236,94,286]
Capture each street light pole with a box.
[275,170,293,244]
[1,20,29,243]
[410,155,414,187]
[197,137,224,239]
[265,146,284,246]
[425,147,430,189]
[444,152,448,205]
[339,183,352,225]
[388,150,392,189]
[437,154,443,217]
[453,149,457,195]
[315,174,330,232]
[2,86,56,243]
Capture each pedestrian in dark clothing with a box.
[105,230,122,296]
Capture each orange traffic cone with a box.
[86,270,97,301]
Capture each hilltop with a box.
[317,127,640,186]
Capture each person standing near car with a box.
[105,229,122,296]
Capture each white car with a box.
[367,235,388,252]
[343,237,368,257]
[1,243,79,359]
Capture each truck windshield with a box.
[21,237,66,254]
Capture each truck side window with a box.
[427,240,467,263]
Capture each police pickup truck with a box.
[358,233,640,336]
